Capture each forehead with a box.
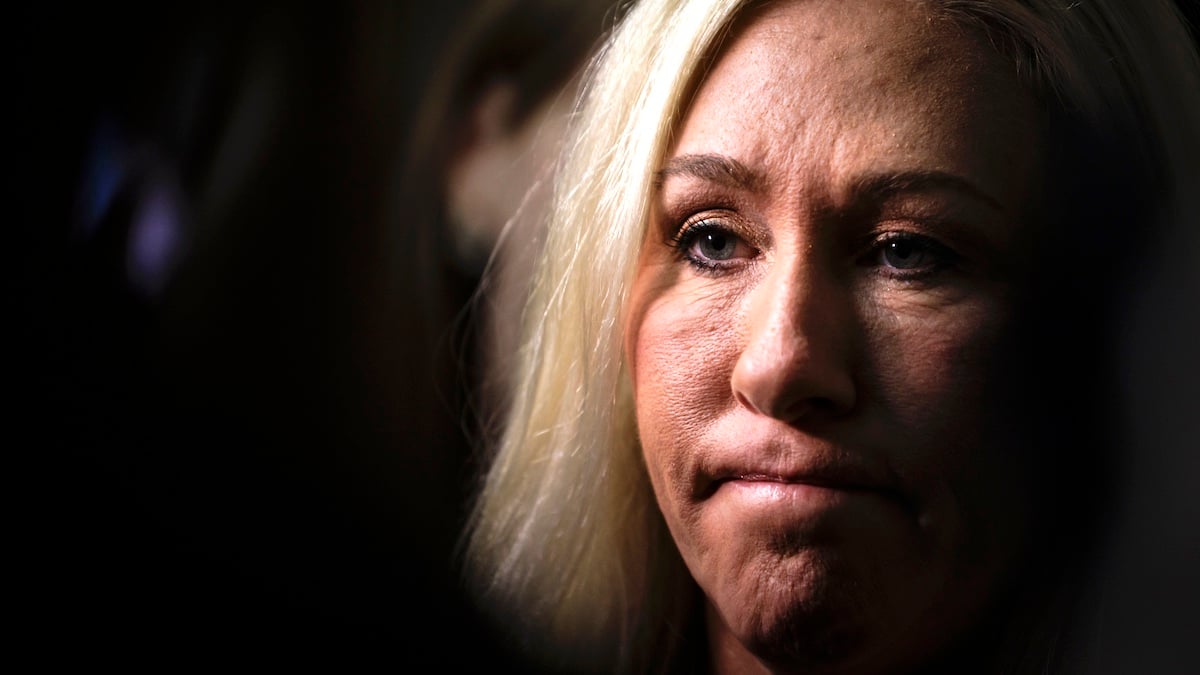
[668,0,1042,214]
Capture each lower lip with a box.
[718,479,854,503]
[707,480,912,551]
[711,479,899,518]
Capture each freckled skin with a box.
[624,1,1045,673]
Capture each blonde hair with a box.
[460,1,1200,672]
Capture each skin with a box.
[624,1,1047,672]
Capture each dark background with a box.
[12,0,1200,670]
[14,1,531,669]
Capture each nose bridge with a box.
[745,254,830,374]
[733,248,856,420]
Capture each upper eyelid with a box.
[668,216,728,253]
[666,211,717,242]
[857,230,956,257]
[668,209,764,247]
[678,213,731,234]
[854,217,963,248]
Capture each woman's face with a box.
[625,0,1045,671]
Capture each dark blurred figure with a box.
[401,0,632,469]
[396,1,633,668]
[14,1,529,668]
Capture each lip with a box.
[704,474,914,524]
[715,478,861,505]
[700,464,889,496]
[698,457,912,513]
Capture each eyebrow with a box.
[654,153,764,191]
[655,153,1007,214]
[850,170,1007,215]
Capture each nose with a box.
[730,258,857,423]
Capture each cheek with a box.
[628,279,743,505]
[866,295,1030,549]
[865,294,1006,437]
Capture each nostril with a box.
[736,388,850,422]
[777,396,843,422]
[734,389,760,415]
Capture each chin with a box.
[708,544,992,674]
[718,552,879,669]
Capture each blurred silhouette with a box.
[15,1,526,668]
[400,0,633,469]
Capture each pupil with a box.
[885,239,923,269]
[890,240,913,259]
[701,232,732,259]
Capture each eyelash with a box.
[669,216,757,273]
[859,230,961,281]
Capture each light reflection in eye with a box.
[881,237,930,270]
[865,231,960,280]
[673,218,757,272]
[695,231,738,261]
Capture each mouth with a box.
[702,467,881,494]
[701,468,913,514]
[725,472,871,488]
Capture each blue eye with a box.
[695,231,737,260]
[881,237,929,269]
[868,232,958,277]
[674,219,756,271]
